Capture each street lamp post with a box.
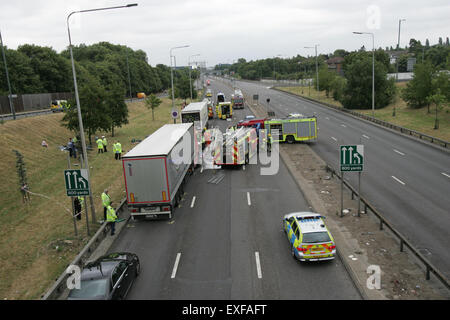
[353,32,375,117]
[0,30,16,120]
[170,45,190,124]
[304,45,319,94]
[67,3,138,228]
[396,19,406,81]
[126,49,132,101]
[189,54,200,100]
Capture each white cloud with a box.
[0,0,449,67]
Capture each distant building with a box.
[407,58,417,72]
[326,57,345,76]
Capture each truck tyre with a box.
[286,135,295,144]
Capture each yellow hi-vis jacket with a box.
[96,138,104,149]
[101,192,111,207]
[102,138,107,146]
[114,142,122,153]
[106,205,117,222]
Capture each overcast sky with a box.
[1,0,449,67]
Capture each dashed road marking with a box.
[393,149,405,156]
[255,252,262,279]
[392,176,406,186]
[441,172,450,179]
[362,134,370,139]
[331,137,337,142]
[247,192,251,206]
[171,253,181,279]
[190,196,196,208]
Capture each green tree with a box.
[427,88,446,129]
[330,76,347,101]
[62,76,111,145]
[340,51,396,109]
[106,84,129,137]
[316,66,336,97]
[401,61,435,109]
[144,94,162,120]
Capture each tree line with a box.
[0,42,199,143]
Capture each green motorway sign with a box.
[64,169,90,196]
[340,145,364,172]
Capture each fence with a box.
[41,197,127,300]
[325,164,450,291]
[0,92,73,115]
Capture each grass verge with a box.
[276,83,450,142]
[0,97,184,299]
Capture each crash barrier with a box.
[41,198,128,300]
[272,87,450,150]
[325,164,450,291]
[0,108,52,120]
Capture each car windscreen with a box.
[68,279,108,299]
[302,232,331,243]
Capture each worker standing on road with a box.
[106,202,117,236]
[101,189,111,221]
[102,136,107,153]
[114,141,122,160]
[96,137,104,154]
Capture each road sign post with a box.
[339,145,364,217]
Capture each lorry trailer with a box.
[122,123,194,220]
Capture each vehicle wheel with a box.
[135,260,141,277]
[286,135,295,144]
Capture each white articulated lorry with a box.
[122,123,194,220]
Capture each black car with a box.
[68,252,140,300]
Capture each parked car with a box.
[67,252,140,300]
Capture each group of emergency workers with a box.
[70,133,123,235]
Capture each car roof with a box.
[80,260,118,281]
[284,212,328,234]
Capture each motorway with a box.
[223,77,450,279]
[107,79,361,300]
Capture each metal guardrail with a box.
[325,164,450,291]
[271,87,450,150]
[41,198,128,300]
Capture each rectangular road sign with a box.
[340,145,364,172]
[64,169,90,196]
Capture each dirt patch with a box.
[245,94,449,300]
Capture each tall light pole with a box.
[126,49,132,100]
[170,45,190,124]
[273,54,282,81]
[353,32,375,117]
[67,3,138,227]
[189,53,200,100]
[0,30,16,120]
[396,19,406,81]
[305,45,319,94]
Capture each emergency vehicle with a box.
[206,89,212,97]
[231,89,244,109]
[283,212,336,261]
[213,127,257,166]
[216,102,233,120]
[216,92,225,104]
[207,100,214,119]
[264,116,317,143]
[50,100,67,112]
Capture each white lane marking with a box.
[442,172,450,179]
[190,196,196,208]
[362,134,370,139]
[171,253,181,279]
[393,149,405,156]
[247,192,251,206]
[200,166,204,173]
[255,252,262,279]
[326,117,330,120]
[392,176,406,186]
[331,137,338,142]
[341,124,347,127]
